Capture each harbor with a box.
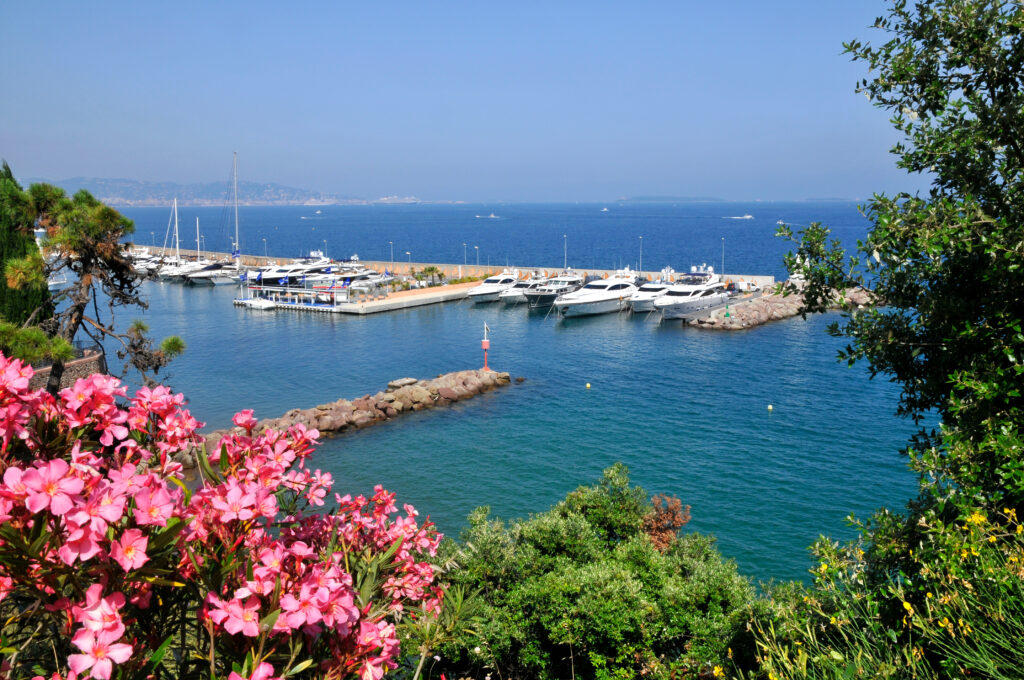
[136,245,780,320]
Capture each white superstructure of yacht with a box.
[627,267,676,313]
[654,265,729,321]
[498,274,548,305]
[553,268,640,317]
[523,271,584,308]
[466,271,520,303]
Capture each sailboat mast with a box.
[173,198,180,262]
[196,217,201,260]
[233,152,240,272]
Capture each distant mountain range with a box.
[22,177,378,207]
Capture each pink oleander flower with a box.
[22,459,84,516]
[73,584,127,639]
[279,584,325,629]
[228,662,282,680]
[210,480,257,522]
[233,409,258,430]
[110,529,149,572]
[133,485,175,526]
[68,628,132,680]
[208,594,262,637]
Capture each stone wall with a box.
[29,350,108,391]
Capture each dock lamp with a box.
[474,245,479,266]
[262,238,267,257]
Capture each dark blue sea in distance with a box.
[117,201,919,585]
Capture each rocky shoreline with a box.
[692,285,875,331]
[193,368,512,464]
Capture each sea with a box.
[114,201,920,585]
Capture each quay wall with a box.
[139,246,776,289]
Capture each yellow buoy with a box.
[767,404,774,411]
[586,383,591,389]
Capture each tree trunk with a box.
[45,358,65,396]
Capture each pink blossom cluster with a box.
[0,354,442,680]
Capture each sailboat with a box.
[188,153,243,285]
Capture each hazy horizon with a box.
[1,2,927,203]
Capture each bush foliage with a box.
[422,464,755,680]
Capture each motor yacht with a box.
[654,265,729,321]
[554,268,640,317]
[185,262,238,286]
[498,274,548,305]
[466,271,520,303]
[523,271,584,308]
[627,267,676,313]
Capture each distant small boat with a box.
[475,213,500,219]
[725,214,754,220]
[601,207,609,212]
[776,218,785,225]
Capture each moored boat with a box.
[554,268,640,317]
[523,271,584,309]
[466,271,520,303]
[654,264,729,321]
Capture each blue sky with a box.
[0,1,923,202]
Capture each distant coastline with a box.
[21,176,858,207]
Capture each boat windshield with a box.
[666,289,696,297]
[582,282,609,290]
[482,277,502,284]
[639,285,666,292]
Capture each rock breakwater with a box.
[196,368,512,460]
[693,285,875,331]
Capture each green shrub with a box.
[419,465,755,680]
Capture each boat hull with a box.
[629,297,661,313]
[657,294,729,320]
[468,291,502,303]
[556,297,627,317]
[499,292,527,305]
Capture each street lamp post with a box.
[721,237,725,276]
[323,240,327,257]
[463,242,467,265]
[150,231,155,246]
[262,238,267,258]
[389,241,394,272]
[474,245,479,266]
[406,251,411,264]
[563,234,567,270]
[639,235,643,275]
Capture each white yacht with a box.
[246,251,333,286]
[523,271,584,308]
[466,271,520,303]
[654,265,729,321]
[627,267,676,313]
[185,262,238,286]
[498,274,548,305]
[553,268,640,317]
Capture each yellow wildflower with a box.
[926,592,933,599]
[727,647,733,660]
[902,601,913,613]
[713,665,725,678]
[968,511,986,526]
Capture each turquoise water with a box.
[119,202,920,584]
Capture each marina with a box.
[137,245,777,319]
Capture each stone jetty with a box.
[692,284,876,331]
[195,368,512,460]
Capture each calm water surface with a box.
[118,202,919,584]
